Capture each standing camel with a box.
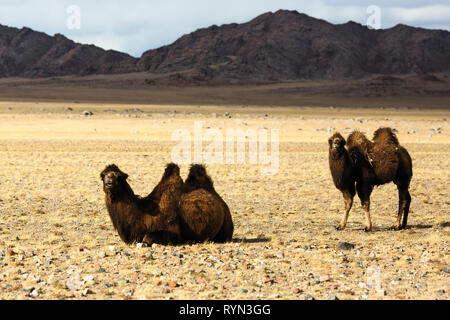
[328,128,413,231]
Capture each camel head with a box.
[100,164,129,194]
[328,133,346,151]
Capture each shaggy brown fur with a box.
[179,164,234,243]
[100,164,184,245]
[329,128,413,231]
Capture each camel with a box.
[100,163,234,245]
[100,163,184,245]
[179,164,234,243]
[328,128,413,231]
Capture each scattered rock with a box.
[65,267,82,290]
[82,288,94,296]
[337,242,355,250]
[293,288,303,294]
[145,251,155,260]
[305,293,315,300]
[377,289,387,296]
[5,248,16,256]
[82,110,93,116]
[428,127,442,137]
[328,295,339,300]
[168,281,179,288]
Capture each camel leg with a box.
[357,182,373,232]
[402,191,411,229]
[143,223,183,245]
[394,185,411,230]
[336,189,355,231]
[362,200,372,232]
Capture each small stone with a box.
[328,295,339,300]
[240,289,248,293]
[305,294,315,300]
[30,289,39,298]
[22,287,35,294]
[416,282,427,288]
[293,288,303,294]
[377,289,387,296]
[5,249,16,256]
[320,275,331,282]
[82,110,93,116]
[97,266,106,273]
[82,288,94,296]
[442,267,450,274]
[337,242,355,250]
[168,281,179,288]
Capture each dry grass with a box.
[0,102,448,300]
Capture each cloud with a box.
[0,0,448,57]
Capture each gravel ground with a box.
[0,105,448,300]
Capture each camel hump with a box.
[373,127,399,145]
[185,164,214,190]
[347,131,371,149]
[162,163,180,179]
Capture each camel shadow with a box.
[232,237,272,244]
[406,224,434,230]
[375,224,433,232]
[439,222,450,228]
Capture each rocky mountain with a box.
[0,10,449,82]
[0,24,138,78]
[138,10,450,82]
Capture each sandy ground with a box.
[0,101,448,300]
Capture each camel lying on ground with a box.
[100,163,233,245]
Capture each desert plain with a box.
[0,101,448,300]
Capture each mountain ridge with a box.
[0,10,449,82]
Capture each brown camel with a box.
[328,128,413,231]
[100,163,234,245]
[100,163,184,245]
[179,164,234,243]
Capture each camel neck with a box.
[330,148,347,161]
[108,182,137,203]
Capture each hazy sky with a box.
[1,0,449,57]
